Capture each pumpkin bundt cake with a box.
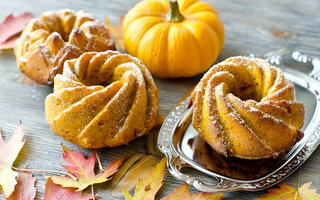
[191,56,305,159]
[45,51,159,148]
[15,9,115,84]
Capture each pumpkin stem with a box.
[167,0,184,23]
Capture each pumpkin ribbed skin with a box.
[45,51,159,148]
[191,57,305,159]
[15,9,115,84]
[123,0,224,78]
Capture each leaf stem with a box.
[295,168,301,200]
[297,168,301,189]
[11,166,78,181]
[91,185,95,200]
[96,151,104,173]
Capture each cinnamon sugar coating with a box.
[190,56,305,159]
[15,9,115,84]
[45,51,159,148]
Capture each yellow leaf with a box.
[0,124,25,198]
[122,157,224,200]
[257,182,320,200]
[106,153,159,197]
[123,188,133,200]
[105,15,125,51]
[123,158,166,200]
[0,167,18,198]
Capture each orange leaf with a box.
[189,190,224,200]
[161,183,189,200]
[0,12,33,50]
[105,15,124,51]
[6,171,36,200]
[0,124,25,198]
[257,182,320,200]
[49,145,125,191]
[44,177,94,200]
[123,158,166,200]
[162,183,224,200]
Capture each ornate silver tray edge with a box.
[158,50,320,192]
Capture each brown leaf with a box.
[257,182,320,200]
[269,29,292,38]
[6,171,36,200]
[0,12,33,50]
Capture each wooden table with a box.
[1,0,319,199]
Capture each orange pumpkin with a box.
[123,0,224,78]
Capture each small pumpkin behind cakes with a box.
[123,0,224,78]
[45,51,159,148]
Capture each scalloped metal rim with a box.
[157,51,320,192]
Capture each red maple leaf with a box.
[0,12,33,50]
[44,177,94,200]
[6,171,36,200]
[50,145,125,191]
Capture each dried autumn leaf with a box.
[0,37,19,50]
[105,15,124,51]
[0,12,33,50]
[0,124,25,198]
[299,182,320,200]
[123,158,166,200]
[189,192,225,200]
[162,183,224,200]
[161,183,189,200]
[257,182,320,200]
[44,177,94,200]
[0,12,33,43]
[106,153,159,197]
[6,171,36,200]
[50,145,125,191]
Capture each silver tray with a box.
[157,50,320,192]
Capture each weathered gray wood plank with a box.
[0,0,319,199]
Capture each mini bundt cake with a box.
[45,51,159,148]
[15,9,115,84]
[191,56,305,159]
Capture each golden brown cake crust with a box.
[45,51,159,148]
[190,56,305,160]
[15,9,115,84]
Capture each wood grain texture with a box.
[0,0,319,199]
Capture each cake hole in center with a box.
[231,85,261,102]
